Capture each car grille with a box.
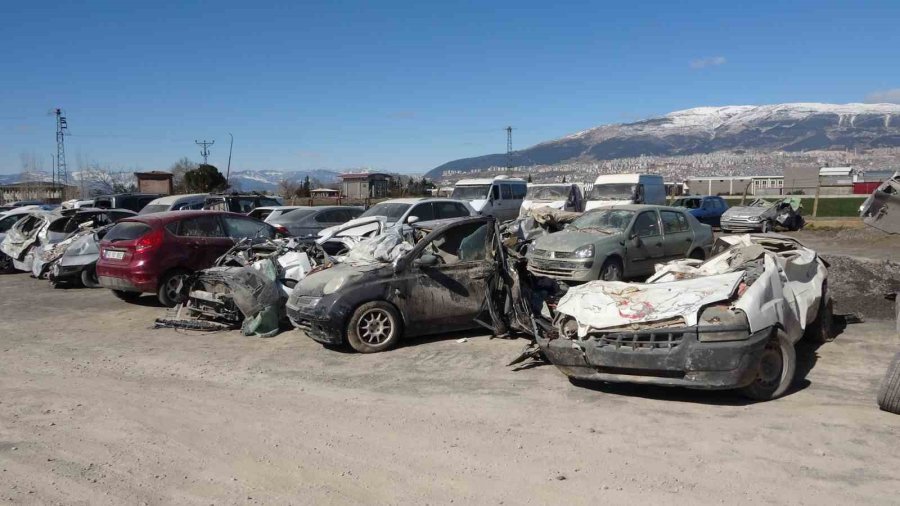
[533,249,575,259]
[592,330,686,351]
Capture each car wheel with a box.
[81,265,101,288]
[346,301,402,353]
[113,290,142,302]
[739,330,796,401]
[689,249,706,261]
[804,288,833,344]
[876,352,900,414]
[760,221,771,233]
[598,257,623,281]
[157,269,191,307]
[0,253,13,274]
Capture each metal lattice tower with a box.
[55,109,68,200]
[505,126,514,171]
[195,139,215,165]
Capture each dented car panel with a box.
[0,211,56,272]
[859,172,900,235]
[720,197,804,233]
[287,216,496,346]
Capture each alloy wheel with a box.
[357,309,394,344]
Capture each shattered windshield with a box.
[747,199,776,208]
[570,209,635,233]
[359,203,411,223]
[588,183,634,200]
[451,185,491,200]
[526,185,569,200]
[672,198,701,209]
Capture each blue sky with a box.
[2,0,899,175]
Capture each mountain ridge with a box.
[427,102,900,180]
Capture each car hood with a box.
[531,229,622,252]
[317,216,388,241]
[294,262,389,297]
[722,206,770,219]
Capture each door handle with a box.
[684,238,692,242]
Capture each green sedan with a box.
[526,205,714,282]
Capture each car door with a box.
[406,202,435,223]
[397,220,494,333]
[173,214,232,269]
[624,210,666,277]
[433,201,471,220]
[660,210,693,260]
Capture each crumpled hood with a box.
[532,230,621,253]
[556,271,745,336]
[722,205,770,219]
[294,262,388,297]
[585,199,630,211]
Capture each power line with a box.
[195,139,214,165]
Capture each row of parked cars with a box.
[1,180,839,405]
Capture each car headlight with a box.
[573,244,594,259]
[748,216,763,222]
[697,306,751,342]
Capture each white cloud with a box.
[690,56,727,69]
[864,88,900,104]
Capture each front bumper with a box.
[526,256,596,282]
[720,218,764,232]
[286,296,345,345]
[539,326,771,390]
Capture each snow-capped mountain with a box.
[427,103,900,179]
[0,169,342,193]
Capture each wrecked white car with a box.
[537,234,831,400]
[859,171,900,235]
[0,211,56,272]
[720,197,804,233]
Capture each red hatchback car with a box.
[97,210,278,306]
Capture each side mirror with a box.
[413,253,440,267]
[406,215,419,224]
[629,232,642,247]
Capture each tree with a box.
[169,157,198,193]
[300,176,311,197]
[183,164,228,193]
[561,175,567,183]
[278,179,300,204]
[527,174,533,183]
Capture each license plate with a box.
[105,250,124,260]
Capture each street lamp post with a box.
[226,132,234,185]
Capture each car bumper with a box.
[50,262,85,282]
[538,327,771,390]
[286,297,344,345]
[97,263,158,293]
[526,257,596,282]
[720,219,764,232]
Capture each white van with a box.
[451,176,528,222]
[520,183,585,216]
[585,174,665,211]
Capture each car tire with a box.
[0,253,13,274]
[157,269,191,307]
[804,289,833,344]
[81,265,101,288]
[761,221,771,233]
[739,330,796,401]
[689,249,706,261]
[598,257,623,281]
[113,290,142,302]
[346,301,402,353]
[876,352,900,414]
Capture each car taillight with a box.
[135,227,164,251]
[273,224,289,237]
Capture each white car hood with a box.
[584,199,631,210]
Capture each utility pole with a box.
[195,139,214,165]
[505,126,514,173]
[55,109,69,201]
[226,133,233,184]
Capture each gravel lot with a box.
[1,232,899,504]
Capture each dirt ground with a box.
[1,231,899,504]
